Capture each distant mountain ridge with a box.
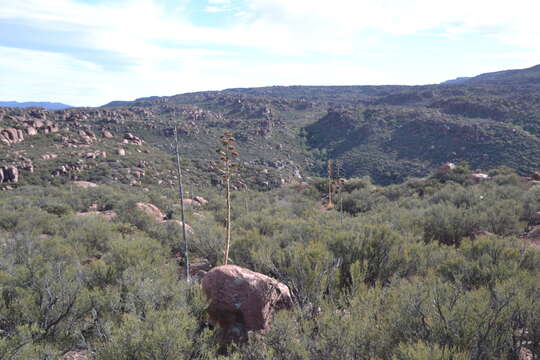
[1,63,540,188]
[441,77,471,84]
[0,101,72,110]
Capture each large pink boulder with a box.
[202,265,293,342]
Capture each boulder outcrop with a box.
[0,128,24,144]
[469,173,490,183]
[123,133,143,145]
[162,219,194,234]
[102,130,114,138]
[437,162,456,175]
[0,166,19,183]
[194,196,208,205]
[202,265,293,342]
[134,202,166,222]
[26,126,38,136]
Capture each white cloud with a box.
[1,0,540,105]
[4,0,539,60]
[244,0,540,49]
[204,0,232,13]
[204,6,224,13]
[208,0,230,4]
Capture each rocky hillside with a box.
[0,95,322,191]
[1,64,540,188]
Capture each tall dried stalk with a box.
[336,160,344,224]
[216,131,239,265]
[327,160,334,210]
[174,126,190,282]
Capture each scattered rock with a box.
[0,128,24,144]
[59,350,93,360]
[194,196,208,205]
[192,212,205,219]
[180,257,211,280]
[0,166,19,183]
[202,265,293,342]
[75,210,117,221]
[69,181,98,188]
[182,199,199,208]
[470,231,494,240]
[520,347,533,360]
[117,148,126,156]
[526,226,540,240]
[84,151,106,159]
[469,173,490,183]
[102,130,114,138]
[162,219,194,234]
[124,133,143,145]
[134,202,166,222]
[532,172,540,181]
[44,124,59,134]
[437,162,456,175]
[133,168,145,179]
[40,153,58,160]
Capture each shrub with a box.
[423,203,476,246]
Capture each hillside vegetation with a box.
[1,64,540,359]
[2,64,540,188]
[1,166,540,358]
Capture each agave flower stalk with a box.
[216,131,240,265]
[336,160,345,224]
[327,160,334,210]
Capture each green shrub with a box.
[423,203,476,246]
[97,309,203,360]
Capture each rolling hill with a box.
[0,101,73,110]
[1,64,540,189]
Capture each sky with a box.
[1,0,540,106]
